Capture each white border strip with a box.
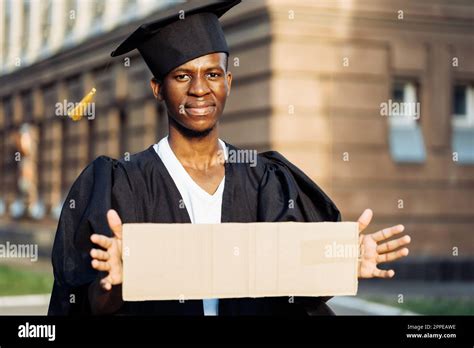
[330,296,418,315]
[0,294,50,308]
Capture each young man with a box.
[48,0,411,316]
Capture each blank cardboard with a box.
[122,222,359,301]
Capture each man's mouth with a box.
[184,104,216,116]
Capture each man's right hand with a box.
[90,209,123,291]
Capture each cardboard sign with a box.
[122,222,359,301]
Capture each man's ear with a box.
[225,71,233,97]
[150,78,164,101]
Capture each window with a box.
[389,81,420,127]
[40,0,52,47]
[453,85,467,115]
[91,0,105,25]
[3,1,10,64]
[0,198,5,216]
[124,0,138,11]
[452,84,474,164]
[388,80,426,163]
[21,1,31,57]
[120,0,139,23]
[64,0,77,38]
[452,84,474,128]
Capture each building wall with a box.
[0,0,169,216]
[265,0,474,257]
[0,0,164,74]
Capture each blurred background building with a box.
[0,0,473,313]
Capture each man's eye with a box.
[207,72,221,79]
[175,74,190,81]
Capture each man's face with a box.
[151,52,232,136]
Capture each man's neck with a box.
[167,126,222,171]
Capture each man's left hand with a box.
[357,209,411,279]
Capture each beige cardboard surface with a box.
[122,222,359,301]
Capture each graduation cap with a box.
[111,0,241,80]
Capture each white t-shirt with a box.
[153,136,227,316]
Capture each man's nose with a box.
[188,75,211,97]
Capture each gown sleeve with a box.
[48,156,128,315]
[257,150,342,315]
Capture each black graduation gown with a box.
[47,142,341,316]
